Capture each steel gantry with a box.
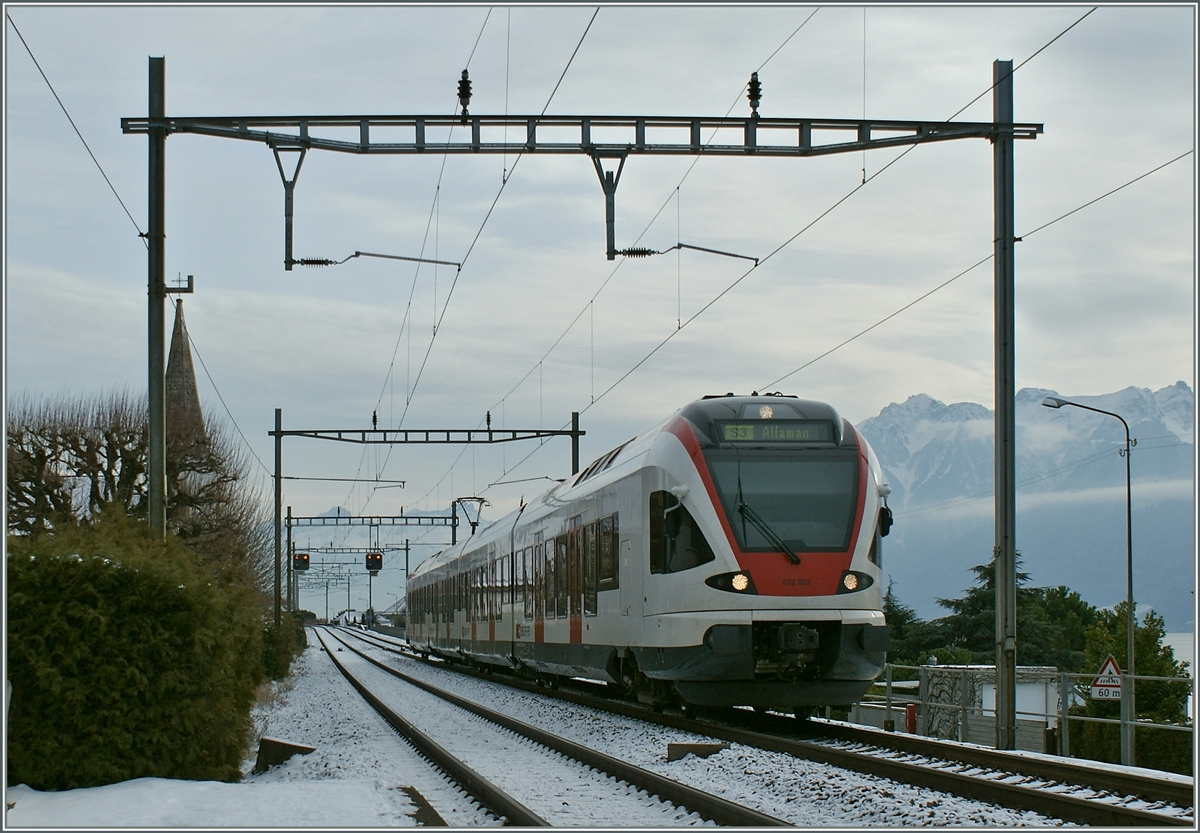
[126,58,1038,750]
[268,408,582,633]
[122,102,1041,266]
[286,506,438,613]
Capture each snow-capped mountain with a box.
[856,382,1195,631]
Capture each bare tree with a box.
[6,388,272,591]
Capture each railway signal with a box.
[293,552,310,571]
[366,552,382,575]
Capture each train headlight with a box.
[837,571,873,594]
[705,571,758,594]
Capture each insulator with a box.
[747,72,762,116]
[458,69,472,118]
[618,247,657,258]
[296,258,335,267]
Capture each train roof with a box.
[680,393,848,448]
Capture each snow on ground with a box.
[5,640,492,828]
[347,632,1067,827]
[6,632,1070,828]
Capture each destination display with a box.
[717,420,834,444]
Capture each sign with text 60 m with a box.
[1090,654,1123,700]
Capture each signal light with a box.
[366,552,383,574]
[293,552,310,571]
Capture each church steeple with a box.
[165,300,206,445]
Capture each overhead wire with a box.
[759,148,1193,391]
[363,7,602,515]
[6,14,146,246]
[392,6,600,433]
[472,6,1152,491]
[336,7,496,531]
[576,5,1106,408]
[173,298,272,478]
[475,8,823,441]
[7,16,277,488]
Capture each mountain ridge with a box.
[855,381,1195,631]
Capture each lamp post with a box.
[1042,396,1136,765]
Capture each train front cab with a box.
[633,396,890,711]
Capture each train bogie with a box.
[407,394,892,711]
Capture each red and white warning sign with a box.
[1090,654,1123,700]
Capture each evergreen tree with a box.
[1041,585,1100,671]
[920,555,1098,671]
[883,581,946,667]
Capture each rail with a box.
[343,629,1193,823]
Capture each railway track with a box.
[344,627,1194,826]
[316,626,790,826]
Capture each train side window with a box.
[598,514,619,590]
[535,542,545,620]
[569,527,583,617]
[482,561,492,619]
[650,490,716,574]
[472,568,482,624]
[556,535,568,618]
[500,555,508,612]
[583,521,598,616]
[549,542,556,619]
[522,547,532,620]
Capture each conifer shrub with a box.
[6,513,265,790]
[260,610,306,681]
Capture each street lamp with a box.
[1042,396,1136,765]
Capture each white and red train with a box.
[406,393,893,712]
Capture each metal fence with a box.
[850,663,1194,758]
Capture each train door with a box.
[488,554,497,644]
[568,522,583,644]
[520,545,534,642]
[507,548,516,653]
[465,566,472,644]
[533,536,545,642]
[555,534,568,637]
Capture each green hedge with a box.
[6,515,266,789]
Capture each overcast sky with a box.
[4,3,1195,612]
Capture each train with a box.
[406,393,893,714]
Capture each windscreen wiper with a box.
[737,501,801,565]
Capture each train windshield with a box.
[704,449,858,553]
